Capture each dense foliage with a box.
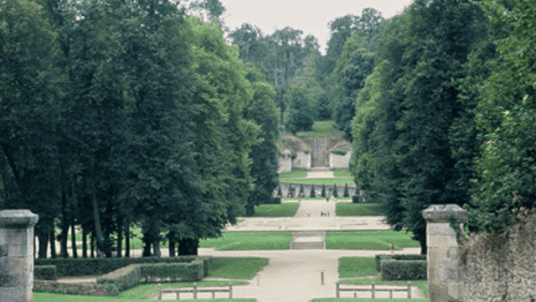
[0,0,279,257]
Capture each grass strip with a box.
[279,168,307,179]
[279,178,355,185]
[210,257,268,279]
[336,203,385,216]
[35,292,254,302]
[199,232,292,250]
[252,203,299,217]
[339,257,377,278]
[119,281,246,300]
[333,169,353,178]
[296,121,341,137]
[325,231,421,250]
[339,278,428,299]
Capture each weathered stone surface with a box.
[0,210,38,228]
[422,204,466,222]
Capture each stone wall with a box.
[292,152,311,169]
[275,183,356,198]
[457,214,536,302]
[278,155,292,173]
[329,151,352,169]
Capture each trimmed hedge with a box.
[35,256,212,277]
[375,254,426,272]
[380,260,427,281]
[96,261,204,293]
[263,197,282,204]
[34,280,119,296]
[352,195,360,203]
[35,265,57,281]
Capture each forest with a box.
[1,0,535,257]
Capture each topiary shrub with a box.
[35,265,57,281]
[380,260,426,280]
[375,254,426,272]
[309,185,316,197]
[321,184,326,197]
[277,185,283,197]
[343,183,349,197]
[332,184,338,197]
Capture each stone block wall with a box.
[278,155,292,173]
[292,152,311,169]
[0,210,39,302]
[329,151,352,169]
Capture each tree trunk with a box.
[91,192,105,257]
[71,221,77,258]
[60,191,69,258]
[90,232,95,258]
[50,231,56,258]
[246,203,255,217]
[419,235,427,255]
[168,231,176,257]
[37,233,48,259]
[142,230,152,257]
[125,221,130,258]
[178,238,198,256]
[82,227,87,258]
[153,239,161,258]
[116,217,122,258]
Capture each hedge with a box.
[375,254,426,272]
[35,256,212,277]
[34,280,119,296]
[35,265,57,281]
[380,260,427,281]
[263,197,282,204]
[96,261,204,293]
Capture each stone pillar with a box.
[0,210,39,302]
[422,204,466,302]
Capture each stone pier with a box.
[0,210,39,302]
[422,204,466,302]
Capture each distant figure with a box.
[321,211,324,217]
[326,197,329,202]
[390,242,394,254]
[307,210,311,217]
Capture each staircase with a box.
[290,231,326,249]
[312,138,328,168]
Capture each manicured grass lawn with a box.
[35,293,254,302]
[211,257,268,279]
[199,232,292,250]
[279,168,307,179]
[336,203,385,216]
[279,178,355,185]
[325,231,421,250]
[296,121,341,138]
[333,169,353,178]
[339,257,377,278]
[252,203,299,217]
[312,299,426,302]
[118,280,247,300]
[339,279,428,300]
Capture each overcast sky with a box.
[218,0,414,55]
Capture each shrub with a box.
[139,260,204,283]
[35,265,57,281]
[343,183,349,197]
[264,197,281,204]
[352,195,360,203]
[380,260,426,281]
[332,184,338,197]
[309,185,316,197]
[321,184,326,197]
[96,265,141,292]
[277,185,283,197]
[35,256,212,277]
[331,149,348,156]
[375,254,426,272]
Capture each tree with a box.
[243,64,280,216]
[466,0,536,233]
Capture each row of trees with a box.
[0,0,280,258]
[228,8,385,138]
[351,0,536,253]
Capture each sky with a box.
[218,0,414,55]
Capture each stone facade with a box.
[278,155,292,173]
[329,151,352,169]
[0,210,39,302]
[292,152,311,169]
[422,204,466,302]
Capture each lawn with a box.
[199,232,292,250]
[118,280,247,300]
[252,203,299,217]
[296,121,341,138]
[35,293,254,302]
[279,168,307,179]
[336,203,385,216]
[339,257,377,278]
[279,178,355,186]
[211,257,268,279]
[325,231,421,250]
[333,169,353,178]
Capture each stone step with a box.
[293,231,326,237]
[290,241,325,249]
[308,167,331,172]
